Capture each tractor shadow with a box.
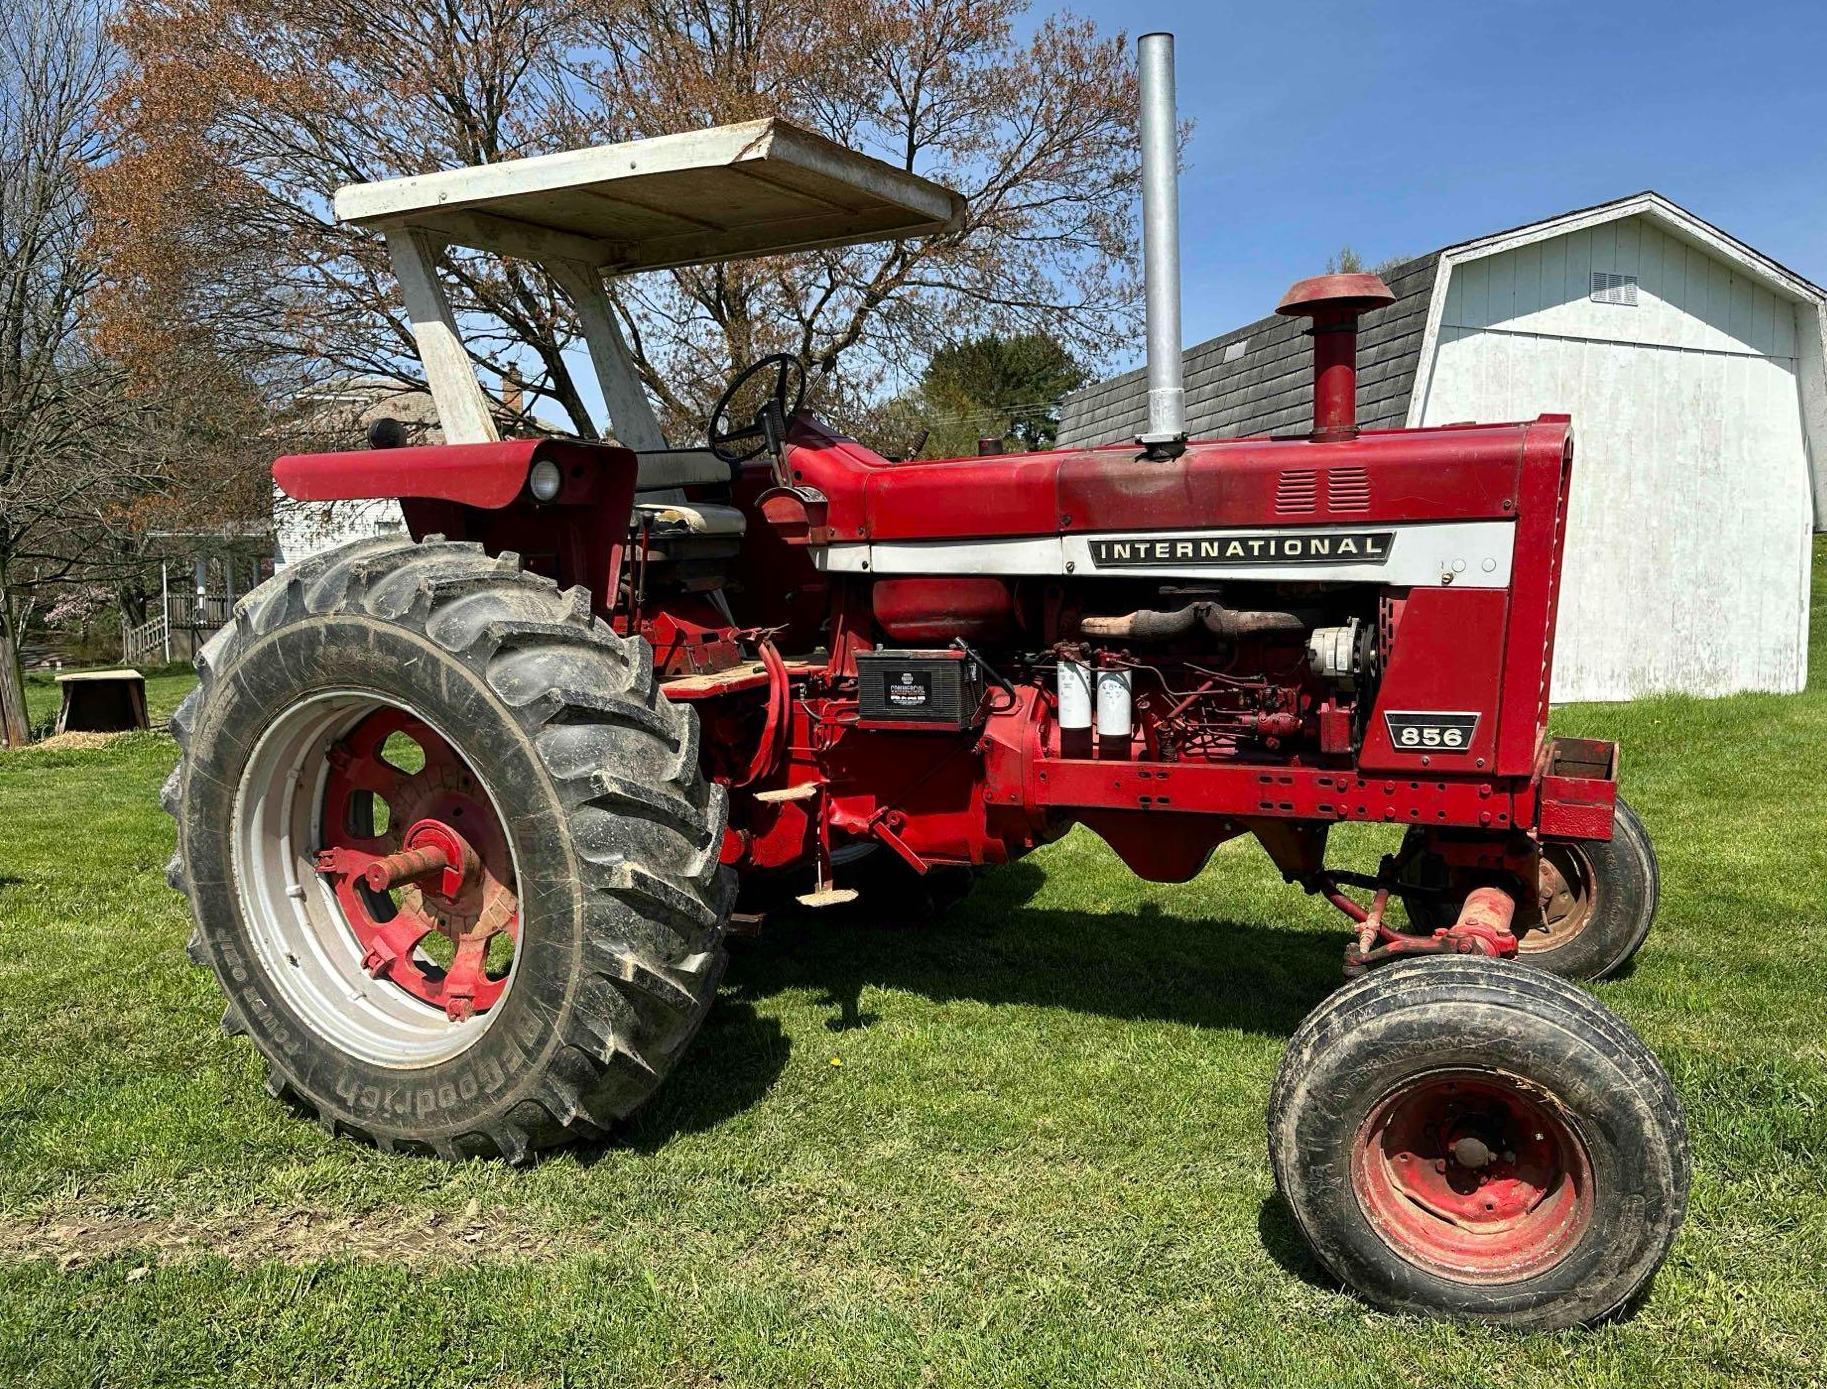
[593,859,1346,1156]
[573,999,793,1158]
[727,859,1346,1042]
[1255,1194,1340,1293]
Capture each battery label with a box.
[885,670,932,708]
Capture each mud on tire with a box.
[162,535,733,1161]
[1267,956,1689,1330]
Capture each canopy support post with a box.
[384,228,500,445]
[549,260,665,451]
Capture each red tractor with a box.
[164,34,1686,1328]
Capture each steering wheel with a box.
[707,353,807,464]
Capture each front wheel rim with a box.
[231,690,522,1068]
[1527,844,1597,953]
[1352,1070,1595,1283]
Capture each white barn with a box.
[1060,193,1827,702]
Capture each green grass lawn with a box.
[1,547,1823,1387]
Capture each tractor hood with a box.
[781,414,1568,544]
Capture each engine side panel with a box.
[1360,588,1507,773]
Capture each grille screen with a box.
[1328,467,1371,513]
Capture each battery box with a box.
[855,648,988,730]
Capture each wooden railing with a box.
[121,591,237,664]
[167,593,234,628]
[123,614,170,665]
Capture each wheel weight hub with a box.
[314,709,521,1023]
[363,818,477,900]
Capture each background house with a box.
[271,379,430,570]
[120,528,274,666]
[1060,193,1826,703]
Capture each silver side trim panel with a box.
[819,535,1064,575]
[814,521,1516,587]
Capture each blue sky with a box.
[1054,0,1827,351]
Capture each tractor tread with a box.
[161,535,732,1164]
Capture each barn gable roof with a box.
[1059,193,1827,512]
[1403,191,1827,529]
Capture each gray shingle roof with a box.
[1058,252,1440,446]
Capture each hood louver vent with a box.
[1275,469,1319,514]
[1327,467,1371,513]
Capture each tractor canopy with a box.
[335,118,965,275]
[329,119,965,456]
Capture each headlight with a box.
[527,458,563,502]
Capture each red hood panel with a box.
[275,439,636,509]
[784,418,1560,543]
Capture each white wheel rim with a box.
[230,689,522,1068]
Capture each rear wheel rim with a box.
[232,690,522,1068]
[1352,1070,1594,1283]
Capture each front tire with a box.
[1267,956,1688,1329]
[163,536,732,1161]
[1399,798,1659,980]
[1529,798,1659,980]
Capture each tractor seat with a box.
[630,500,745,595]
[630,500,747,537]
[628,453,746,595]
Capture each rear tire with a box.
[163,536,732,1161]
[1267,956,1688,1329]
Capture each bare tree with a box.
[95,0,1142,444]
[0,0,142,743]
[586,0,1141,433]
[0,0,277,743]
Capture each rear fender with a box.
[274,440,639,618]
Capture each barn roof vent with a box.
[1591,271,1639,306]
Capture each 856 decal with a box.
[1383,711,1479,752]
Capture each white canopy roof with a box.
[334,118,965,274]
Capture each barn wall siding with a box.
[1420,215,1812,701]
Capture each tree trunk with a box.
[118,578,148,630]
[0,582,31,746]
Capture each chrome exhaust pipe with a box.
[1137,32,1186,460]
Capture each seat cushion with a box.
[631,500,747,537]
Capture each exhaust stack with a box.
[1275,274,1397,441]
[1137,33,1186,460]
